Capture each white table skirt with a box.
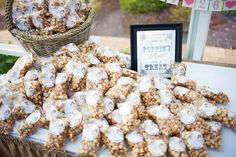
[10,62,236,157]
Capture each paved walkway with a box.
[0,30,15,44]
[0,30,235,65]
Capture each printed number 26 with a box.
[213,0,220,9]
[199,0,206,8]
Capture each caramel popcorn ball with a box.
[181,131,208,157]
[171,63,187,77]
[137,76,161,106]
[168,100,183,115]
[81,53,101,67]
[65,110,83,142]
[64,59,87,92]
[198,102,236,131]
[53,49,71,70]
[11,53,36,77]
[146,137,168,157]
[102,96,115,116]
[106,109,122,125]
[45,118,67,151]
[104,63,122,87]
[168,137,188,157]
[24,69,43,106]
[40,64,56,101]
[153,76,174,90]
[205,121,223,150]
[95,46,121,65]
[50,73,68,100]
[126,129,144,148]
[126,129,148,157]
[159,89,176,106]
[124,92,148,119]
[24,80,43,107]
[85,118,109,148]
[103,126,128,156]
[122,68,140,80]
[43,102,60,128]
[147,105,182,137]
[12,98,36,119]
[80,124,100,157]
[178,106,211,138]
[0,103,15,135]
[18,110,46,139]
[199,86,229,104]
[105,77,135,101]
[117,103,140,133]
[172,75,196,90]
[139,119,160,139]
[85,90,104,119]
[173,86,202,103]
[86,67,109,93]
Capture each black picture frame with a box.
[131,23,183,77]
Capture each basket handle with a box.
[5,0,14,32]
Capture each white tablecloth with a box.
[10,62,236,157]
[186,62,236,157]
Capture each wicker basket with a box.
[5,0,94,56]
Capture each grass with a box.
[0,53,18,74]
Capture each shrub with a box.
[119,0,167,14]
[89,0,102,13]
[225,10,236,19]
[170,6,191,32]
[121,47,130,54]
[0,0,5,10]
[0,54,18,74]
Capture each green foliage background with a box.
[0,0,5,10]
[119,0,167,13]
[170,6,191,32]
[89,0,102,13]
[0,54,18,74]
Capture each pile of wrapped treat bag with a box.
[12,0,90,35]
[0,41,235,157]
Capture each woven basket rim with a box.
[5,0,94,42]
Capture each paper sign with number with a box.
[182,0,195,8]
[209,0,224,11]
[195,0,210,10]
[166,0,179,5]
[223,0,236,11]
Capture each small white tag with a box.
[0,105,11,121]
[49,119,65,135]
[25,110,41,124]
[195,0,210,10]
[209,0,224,11]
[166,0,179,5]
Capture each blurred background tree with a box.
[119,0,167,13]
[0,0,5,10]
[170,6,191,32]
[0,0,6,15]
[89,0,102,13]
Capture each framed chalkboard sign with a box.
[131,23,182,78]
